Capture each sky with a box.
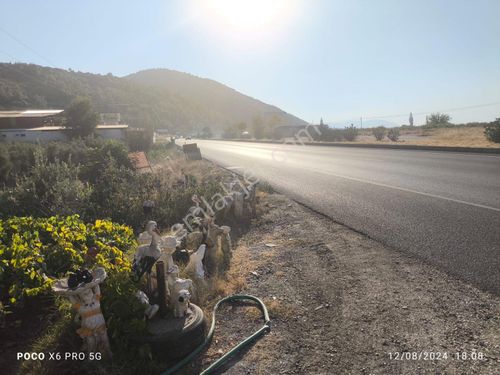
[0,0,499,125]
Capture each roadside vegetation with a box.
[0,138,222,231]
[216,111,500,148]
[484,118,500,143]
[0,135,243,375]
[309,113,499,147]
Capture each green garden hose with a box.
[161,294,271,375]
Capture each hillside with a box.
[0,63,306,132]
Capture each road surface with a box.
[186,140,500,295]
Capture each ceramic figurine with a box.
[52,268,112,357]
[135,290,159,320]
[166,264,180,296]
[133,221,162,279]
[173,289,191,318]
[220,226,232,269]
[233,191,244,218]
[159,236,177,271]
[186,231,204,251]
[171,278,193,309]
[205,222,224,276]
[185,244,206,279]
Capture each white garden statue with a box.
[220,226,232,269]
[174,289,191,318]
[185,244,206,279]
[135,290,160,320]
[133,221,162,278]
[159,236,177,272]
[171,278,193,318]
[52,268,112,357]
[166,264,179,297]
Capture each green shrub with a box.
[484,118,500,143]
[0,142,36,186]
[0,146,12,182]
[424,112,452,128]
[0,150,92,218]
[372,126,386,141]
[127,129,154,151]
[0,138,132,188]
[344,124,358,141]
[0,138,225,235]
[86,157,145,229]
[100,272,158,373]
[147,140,176,163]
[0,215,135,308]
[388,128,400,142]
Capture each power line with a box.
[0,50,17,61]
[0,26,55,66]
[364,101,500,120]
[324,101,500,125]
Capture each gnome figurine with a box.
[52,268,112,357]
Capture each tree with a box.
[387,128,400,142]
[315,118,329,141]
[222,125,237,139]
[127,129,154,151]
[201,126,213,139]
[252,116,265,139]
[372,126,386,141]
[484,118,500,143]
[426,113,451,127]
[236,122,247,133]
[64,97,99,138]
[343,124,358,141]
[409,112,414,126]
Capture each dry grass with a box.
[357,126,500,148]
[192,243,253,315]
[245,298,296,321]
[407,126,500,148]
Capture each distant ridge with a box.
[0,63,306,132]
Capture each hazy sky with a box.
[1,0,499,125]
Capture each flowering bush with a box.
[0,215,135,308]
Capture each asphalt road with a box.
[187,140,500,295]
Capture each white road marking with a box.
[318,170,500,212]
[198,141,500,212]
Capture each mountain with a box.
[126,69,306,130]
[0,63,306,132]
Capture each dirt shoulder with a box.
[200,192,499,374]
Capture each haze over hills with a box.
[0,63,306,132]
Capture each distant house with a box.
[0,110,128,143]
[100,113,121,125]
[0,109,64,129]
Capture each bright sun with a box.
[205,0,288,31]
[191,0,299,45]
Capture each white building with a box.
[0,125,129,143]
[0,110,129,143]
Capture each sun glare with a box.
[191,0,300,46]
[206,0,287,30]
